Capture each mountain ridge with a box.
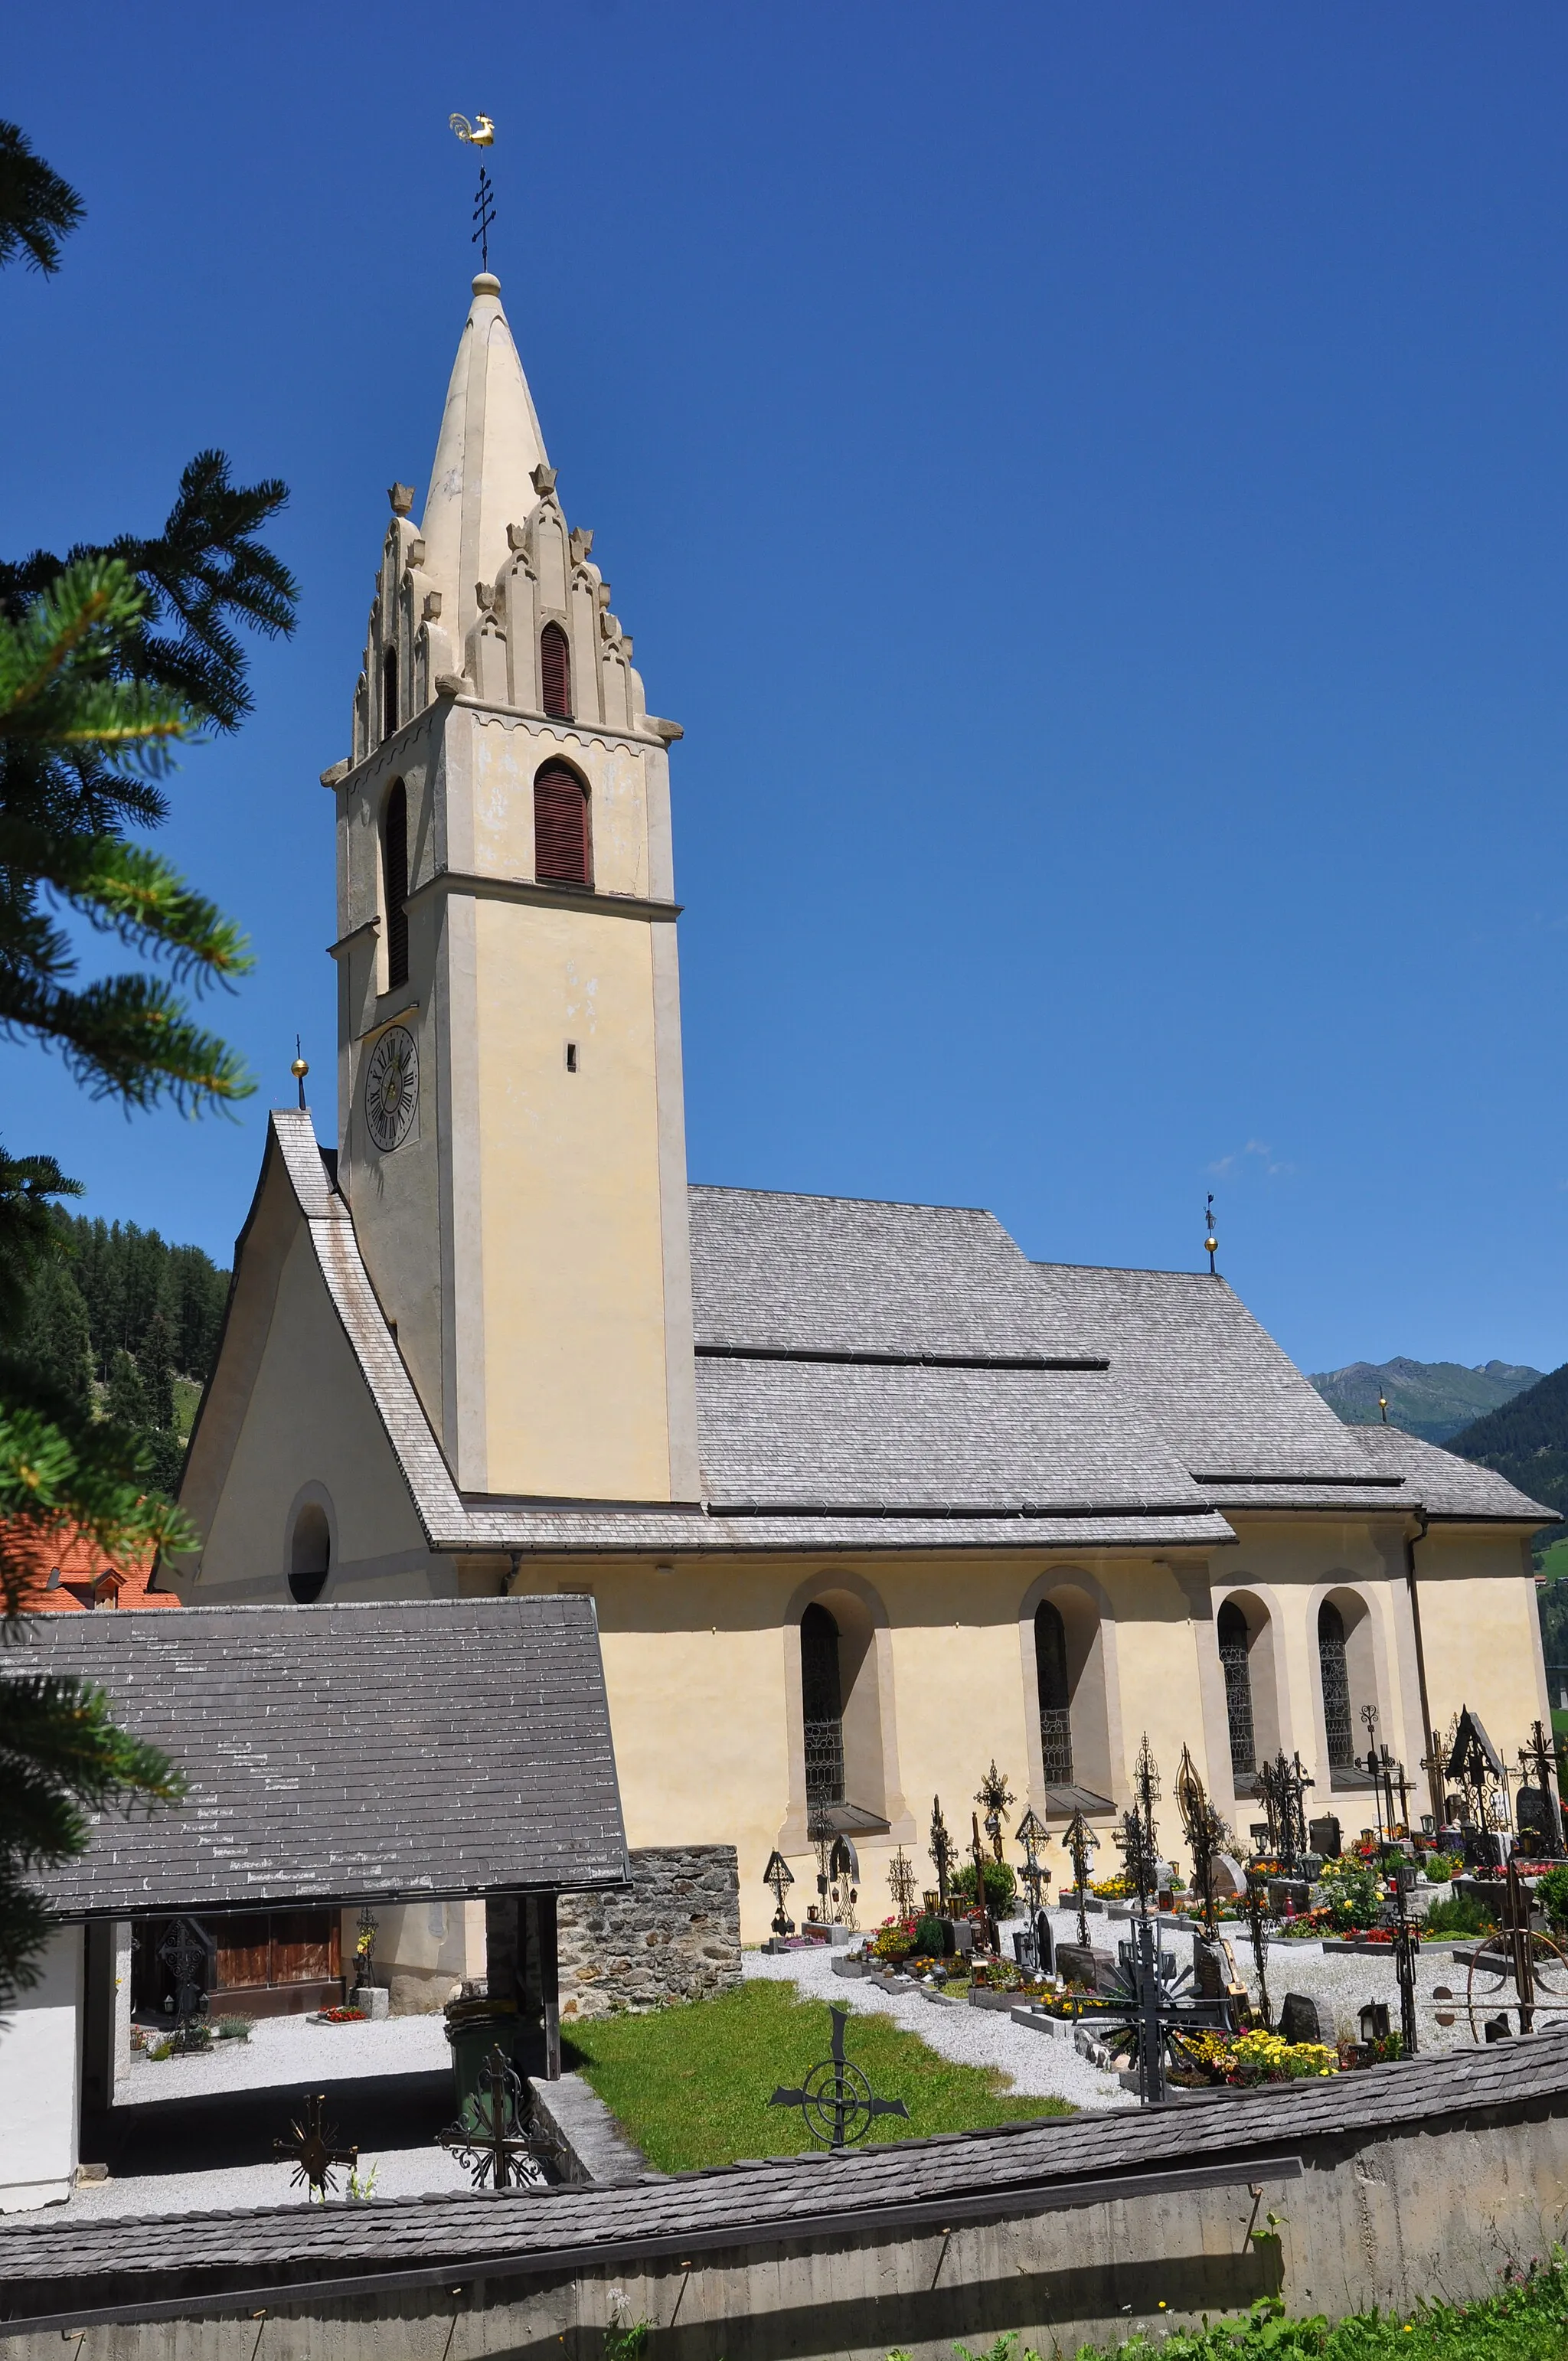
[1308,1356,1542,1445]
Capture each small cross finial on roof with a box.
[1204,1192,1218,1275]
[291,1035,309,1112]
[388,483,416,517]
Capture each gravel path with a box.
[744,1922,1135,2111]
[119,2011,450,2105]
[64,2141,476,2222]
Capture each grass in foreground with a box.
[560,1977,1068,2173]
[917,2267,1568,2359]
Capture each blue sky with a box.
[5,5,1568,1378]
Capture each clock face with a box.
[363,1024,419,1153]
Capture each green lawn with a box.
[560,1978,1068,2173]
[1537,1538,1568,1583]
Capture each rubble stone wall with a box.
[557,1844,742,2020]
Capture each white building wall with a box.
[0,1928,82,2212]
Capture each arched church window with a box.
[289,1503,330,1604]
[801,1602,845,1811]
[383,782,410,990]
[382,645,398,741]
[534,761,591,888]
[1034,1601,1074,1785]
[1217,1600,1256,1778]
[1318,1600,1354,1768]
[541,622,572,719]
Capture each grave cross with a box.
[763,1848,795,1938]
[1176,1745,1229,1938]
[1517,1722,1566,1853]
[887,1845,919,1922]
[156,1917,210,2049]
[928,1795,953,1912]
[769,2003,909,2150]
[1243,1873,1274,2032]
[1076,1914,1235,2106]
[1014,1807,1049,1919]
[438,2044,553,2190]
[276,2093,358,2199]
[975,1761,1016,1862]
[1063,1807,1098,1949]
[1379,1747,1416,1832]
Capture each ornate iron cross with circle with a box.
[275,2093,358,2199]
[769,2003,908,2150]
[438,2043,554,2189]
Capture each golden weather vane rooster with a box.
[449,113,495,147]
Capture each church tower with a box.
[324,273,699,1504]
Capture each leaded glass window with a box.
[1217,1599,1256,1777]
[801,1603,844,1809]
[1318,1600,1354,1768]
[1034,1601,1074,1785]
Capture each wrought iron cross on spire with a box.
[450,111,498,271]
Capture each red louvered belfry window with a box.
[541,622,572,719]
[534,762,590,888]
[384,781,410,988]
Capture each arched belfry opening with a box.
[534,761,591,888]
[541,621,572,720]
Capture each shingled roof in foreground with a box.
[18,1599,628,1919]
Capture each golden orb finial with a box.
[292,1036,309,1112]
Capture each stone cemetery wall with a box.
[557,1843,741,2020]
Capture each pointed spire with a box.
[420,273,550,648]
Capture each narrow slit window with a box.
[1034,1600,1073,1786]
[564,1042,578,1073]
[383,782,409,990]
[534,761,591,887]
[801,1603,845,1810]
[382,645,398,741]
[541,622,572,719]
[1217,1600,1256,1778]
[1318,1601,1354,1768]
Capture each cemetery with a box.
[8,1683,1568,2356]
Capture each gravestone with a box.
[1515,1783,1560,1854]
[1212,1853,1247,1899]
[1308,1815,1342,1859]
[1034,1910,1054,1975]
[1267,1879,1310,1916]
[1191,1937,1227,1999]
[1057,1942,1119,1994]
[1279,1991,1323,2046]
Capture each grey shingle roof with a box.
[1,2030,1562,2320]
[689,1185,1101,1359]
[254,1121,1545,1550]
[1029,1263,1375,1483]
[1351,1422,1557,1523]
[20,1600,628,1919]
[695,1357,1207,1514]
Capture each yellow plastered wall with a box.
[531,1552,1224,1942]
[474,897,673,1499]
[187,1221,439,1598]
[1413,1527,1547,1745]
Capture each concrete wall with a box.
[10,2076,1568,2353]
[557,1846,741,2023]
[0,1928,81,2212]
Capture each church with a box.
[173,269,1554,1963]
